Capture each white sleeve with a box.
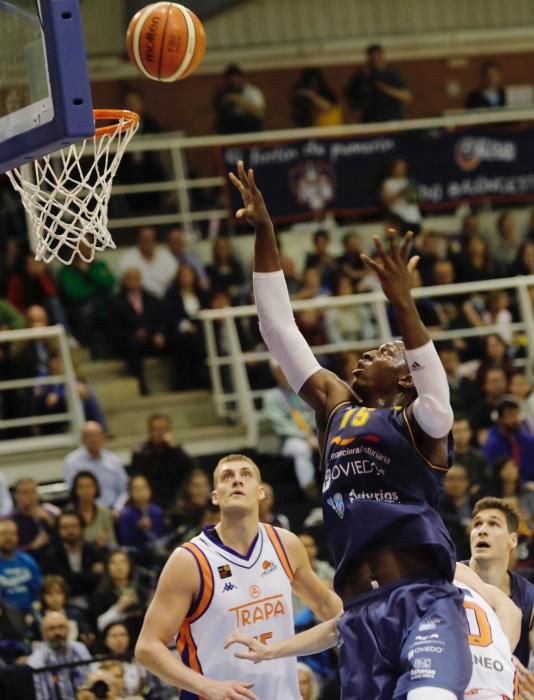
[405,341,454,439]
[253,270,322,394]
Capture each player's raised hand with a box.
[360,229,420,307]
[513,657,534,700]
[201,678,258,700]
[228,161,271,229]
[224,631,270,663]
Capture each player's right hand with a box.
[224,632,269,663]
[228,161,271,229]
[201,678,258,700]
[513,656,534,700]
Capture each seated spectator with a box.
[380,159,422,235]
[491,456,534,531]
[430,261,466,331]
[64,421,127,510]
[465,61,506,110]
[292,67,341,127]
[471,367,509,441]
[325,275,374,343]
[0,519,42,614]
[509,372,534,434]
[92,550,146,636]
[511,240,534,276]
[27,611,91,700]
[41,512,104,609]
[483,398,534,479]
[448,213,482,261]
[206,236,245,299]
[6,248,67,327]
[454,234,495,283]
[97,660,128,700]
[258,482,290,530]
[163,263,209,390]
[336,231,366,284]
[109,267,166,395]
[168,468,212,543]
[58,242,115,349]
[293,267,330,300]
[66,471,116,549]
[297,661,320,700]
[280,250,300,296]
[10,477,58,562]
[345,43,412,123]
[39,575,92,644]
[214,64,265,134]
[296,308,328,350]
[438,465,474,560]
[489,212,520,275]
[481,293,514,345]
[389,268,441,336]
[118,226,178,299]
[128,413,196,511]
[476,334,514,385]
[0,472,13,517]
[263,362,318,497]
[417,230,445,286]
[0,596,29,664]
[304,229,337,290]
[452,418,489,494]
[100,622,147,697]
[117,475,166,555]
[166,227,209,291]
[438,345,480,420]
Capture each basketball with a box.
[126,2,206,82]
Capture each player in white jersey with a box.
[226,562,520,700]
[136,454,342,700]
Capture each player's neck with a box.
[469,557,511,595]
[216,513,259,557]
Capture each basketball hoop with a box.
[7,109,140,264]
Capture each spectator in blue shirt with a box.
[117,475,166,552]
[0,519,42,613]
[483,398,534,480]
[64,421,127,509]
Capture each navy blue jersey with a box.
[321,401,456,593]
[510,569,534,665]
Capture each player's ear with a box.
[211,489,219,506]
[398,372,415,394]
[258,483,266,502]
[510,531,518,550]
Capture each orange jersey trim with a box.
[264,524,294,582]
[180,542,215,623]
[176,622,205,700]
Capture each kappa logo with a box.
[218,564,232,579]
[261,560,278,577]
[222,582,237,593]
[327,492,345,519]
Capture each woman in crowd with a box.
[324,274,375,343]
[92,550,146,637]
[206,236,245,300]
[509,372,534,434]
[476,333,515,384]
[101,622,147,698]
[38,575,92,646]
[117,475,166,560]
[380,158,422,235]
[167,468,212,543]
[292,68,342,127]
[162,263,209,390]
[66,471,116,549]
[455,234,495,283]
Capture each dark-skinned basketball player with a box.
[230,161,472,700]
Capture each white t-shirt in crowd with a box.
[382,177,422,225]
[119,247,178,298]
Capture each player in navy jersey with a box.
[468,497,534,693]
[230,161,471,700]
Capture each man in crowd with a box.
[214,64,266,134]
[471,367,509,442]
[10,477,58,562]
[465,61,506,110]
[438,344,480,417]
[345,44,412,122]
[27,611,91,700]
[118,226,178,299]
[438,464,474,560]
[129,413,196,511]
[0,519,42,614]
[483,398,534,478]
[452,417,488,494]
[64,421,127,509]
[166,227,210,291]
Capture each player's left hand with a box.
[361,229,420,308]
[513,656,534,700]
[224,632,270,664]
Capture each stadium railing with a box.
[197,274,534,446]
[0,325,84,456]
[101,107,534,240]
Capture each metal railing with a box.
[0,325,84,456]
[198,274,534,447]
[99,107,534,241]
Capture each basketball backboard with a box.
[0,0,94,174]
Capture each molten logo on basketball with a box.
[145,16,161,65]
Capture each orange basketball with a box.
[126,2,206,82]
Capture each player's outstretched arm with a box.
[135,548,258,700]
[224,618,339,663]
[229,161,350,424]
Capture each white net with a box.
[6,110,139,264]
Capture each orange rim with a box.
[93,109,140,138]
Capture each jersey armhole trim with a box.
[402,408,449,472]
[180,542,215,623]
[264,524,295,583]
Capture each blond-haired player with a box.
[226,562,520,700]
[136,454,342,700]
